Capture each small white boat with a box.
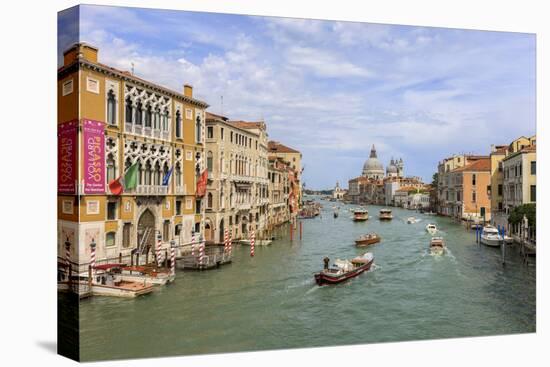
[430,236,446,255]
[379,208,393,220]
[426,223,437,235]
[407,217,418,224]
[480,225,503,247]
[121,266,175,285]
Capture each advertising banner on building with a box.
[57,120,78,194]
[83,119,105,194]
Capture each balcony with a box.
[175,186,186,195]
[124,123,170,141]
[135,185,168,195]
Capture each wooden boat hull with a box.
[91,282,155,298]
[355,237,381,246]
[314,260,373,285]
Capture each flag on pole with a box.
[108,162,138,195]
[162,166,174,186]
[196,170,208,197]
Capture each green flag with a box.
[124,163,138,190]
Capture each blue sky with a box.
[58,5,536,190]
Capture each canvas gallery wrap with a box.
[57,4,536,362]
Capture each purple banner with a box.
[83,119,105,194]
[58,120,78,194]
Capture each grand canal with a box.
[76,198,536,361]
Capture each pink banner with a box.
[57,120,78,194]
[83,119,105,194]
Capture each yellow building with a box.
[58,43,209,272]
[267,141,303,207]
[489,135,536,214]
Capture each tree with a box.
[508,203,536,230]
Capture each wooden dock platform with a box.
[176,246,232,270]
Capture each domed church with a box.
[386,157,404,178]
[362,145,385,179]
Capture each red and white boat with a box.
[314,252,374,285]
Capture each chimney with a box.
[63,42,98,66]
[184,84,193,98]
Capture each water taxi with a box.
[314,252,374,285]
[430,237,446,255]
[91,264,155,298]
[379,208,393,220]
[121,265,175,285]
[353,208,369,221]
[355,233,381,247]
[407,217,419,224]
[426,223,437,235]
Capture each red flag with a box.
[196,170,208,197]
[108,177,124,195]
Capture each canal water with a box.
[76,198,536,361]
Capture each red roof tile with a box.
[268,141,300,153]
[452,158,491,172]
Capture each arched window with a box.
[106,153,116,184]
[145,105,152,128]
[207,151,213,174]
[175,163,182,187]
[125,96,133,123]
[137,161,143,185]
[220,188,224,208]
[207,192,213,209]
[135,101,143,125]
[175,110,182,138]
[107,90,116,125]
[154,109,160,130]
[162,111,169,131]
[153,161,161,185]
[195,115,202,142]
[144,160,152,185]
[105,232,116,247]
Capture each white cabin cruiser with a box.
[426,223,437,235]
[480,225,503,247]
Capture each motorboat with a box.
[353,208,369,221]
[91,264,155,298]
[426,223,437,235]
[121,265,175,285]
[430,237,446,255]
[480,225,503,247]
[314,252,374,285]
[407,217,419,224]
[379,208,393,220]
[355,233,381,247]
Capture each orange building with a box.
[448,158,492,221]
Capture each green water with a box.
[75,198,536,361]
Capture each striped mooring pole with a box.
[156,232,162,267]
[90,238,97,273]
[65,237,71,266]
[224,229,229,253]
[199,236,205,266]
[228,232,232,254]
[250,229,255,257]
[170,240,176,276]
[191,233,196,256]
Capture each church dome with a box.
[387,160,398,174]
[362,145,384,177]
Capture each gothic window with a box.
[162,111,169,131]
[196,115,202,142]
[125,96,133,123]
[123,223,131,248]
[138,161,143,185]
[175,163,182,187]
[153,161,161,185]
[145,105,152,128]
[106,154,116,184]
[175,110,182,138]
[154,109,160,130]
[136,101,143,125]
[107,90,117,125]
[144,160,152,185]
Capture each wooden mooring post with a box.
[299,221,303,240]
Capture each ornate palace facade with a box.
[57,43,208,272]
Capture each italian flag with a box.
[108,162,138,195]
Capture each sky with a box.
[58,5,536,190]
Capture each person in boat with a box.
[323,256,330,270]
